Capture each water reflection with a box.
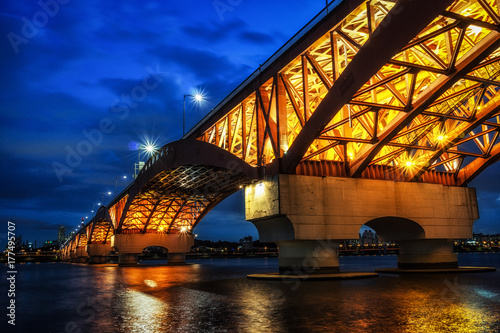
[114,288,167,333]
[6,255,500,332]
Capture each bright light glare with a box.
[194,93,203,102]
[180,226,188,233]
[405,161,413,167]
[256,182,265,195]
[469,25,482,35]
[107,191,112,195]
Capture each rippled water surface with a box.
[2,253,500,332]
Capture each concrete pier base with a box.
[277,240,339,274]
[89,256,108,264]
[87,243,111,264]
[75,248,89,263]
[167,253,186,264]
[112,233,194,267]
[397,239,457,269]
[118,253,139,266]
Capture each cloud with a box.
[238,31,275,44]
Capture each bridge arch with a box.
[364,216,425,242]
[112,140,258,235]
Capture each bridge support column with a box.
[111,233,194,266]
[246,174,480,275]
[118,253,139,266]
[75,247,89,263]
[167,253,186,264]
[86,243,112,264]
[397,239,457,269]
[277,240,339,274]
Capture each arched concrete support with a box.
[111,233,194,266]
[365,217,425,242]
[246,174,479,272]
[86,243,112,264]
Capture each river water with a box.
[2,253,500,332]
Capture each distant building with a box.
[360,230,378,246]
[58,225,66,245]
[239,236,253,252]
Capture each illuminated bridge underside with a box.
[194,0,500,186]
[110,140,256,235]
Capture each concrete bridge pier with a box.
[276,240,340,274]
[69,250,78,263]
[86,243,112,264]
[111,233,194,266]
[397,239,457,269]
[246,174,482,276]
[167,253,187,264]
[75,247,89,263]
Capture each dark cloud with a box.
[149,44,252,81]
[238,31,275,44]
[182,18,247,43]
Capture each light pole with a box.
[100,191,112,206]
[115,175,127,195]
[183,93,204,136]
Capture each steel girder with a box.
[194,0,500,186]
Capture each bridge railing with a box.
[184,0,344,139]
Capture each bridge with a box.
[61,0,500,273]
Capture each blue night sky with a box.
[0,0,499,245]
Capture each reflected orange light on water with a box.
[398,289,494,333]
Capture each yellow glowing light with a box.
[180,226,188,233]
[437,135,445,141]
[144,279,157,288]
[158,226,165,232]
[405,161,414,167]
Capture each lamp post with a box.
[183,93,204,136]
[100,191,112,206]
[115,175,127,195]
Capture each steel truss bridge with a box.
[62,0,500,258]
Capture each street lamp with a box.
[183,93,205,136]
[134,143,157,178]
[115,175,127,195]
[100,191,112,206]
